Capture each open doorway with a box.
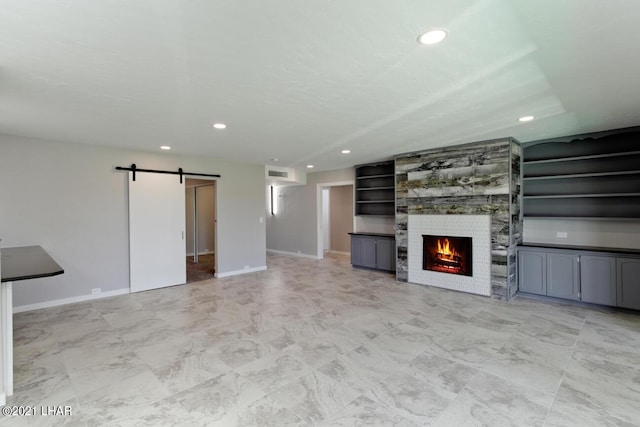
[317,181,354,259]
[185,178,217,283]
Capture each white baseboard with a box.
[328,250,350,256]
[215,266,267,278]
[266,249,320,260]
[13,288,130,313]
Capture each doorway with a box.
[185,178,217,283]
[317,181,355,259]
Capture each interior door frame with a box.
[185,177,218,273]
[316,180,355,259]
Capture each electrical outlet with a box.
[556,232,568,238]
[91,288,101,295]
[244,265,250,270]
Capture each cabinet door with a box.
[547,253,579,300]
[580,256,616,305]
[351,236,377,269]
[375,238,396,272]
[617,258,640,310]
[518,250,546,295]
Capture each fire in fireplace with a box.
[422,235,472,277]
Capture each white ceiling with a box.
[2,0,640,171]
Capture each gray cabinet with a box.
[350,234,395,272]
[617,258,640,310]
[517,245,640,310]
[351,235,377,269]
[375,238,396,272]
[580,255,616,306]
[547,253,580,300]
[518,250,546,295]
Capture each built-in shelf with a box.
[523,150,640,165]
[524,193,640,199]
[523,170,640,181]
[356,174,394,180]
[355,160,395,216]
[357,186,395,191]
[522,130,640,220]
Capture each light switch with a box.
[259,217,263,223]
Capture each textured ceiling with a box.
[1,0,640,171]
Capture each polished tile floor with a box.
[3,253,640,426]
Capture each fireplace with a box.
[409,216,489,296]
[422,235,472,277]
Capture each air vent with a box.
[268,170,289,178]
[265,165,306,185]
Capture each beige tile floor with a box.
[2,252,640,426]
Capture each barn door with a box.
[129,172,186,292]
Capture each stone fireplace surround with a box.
[408,214,491,296]
[395,138,522,300]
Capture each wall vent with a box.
[265,165,306,185]
[268,170,289,178]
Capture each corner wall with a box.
[266,168,354,257]
[0,136,266,309]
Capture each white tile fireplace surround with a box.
[408,215,491,296]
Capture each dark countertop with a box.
[348,232,395,238]
[1,246,64,282]
[519,243,640,255]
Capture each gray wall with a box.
[0,136,266,308]
[329,185,353,253]
[266,168,354,256]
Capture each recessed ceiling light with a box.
[418,29,448,45]
[213,123,226,129]
[518,115,535,122]
[341,149,351,154]
[271,158,279,162]
[160,145,171,150]
[307,164,314,169]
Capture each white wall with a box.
[523,218,640,249]
[322,189,330,251]
[354,216,395,234]
[0,136,266,308]
[185,182,216,255]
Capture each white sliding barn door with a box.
[129,172,186,293]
